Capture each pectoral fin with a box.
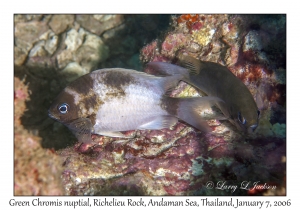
[66,118,93,143]
[176,96,223,132]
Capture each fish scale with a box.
[94,79,170,132]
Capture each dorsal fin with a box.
[146,62,189,77]
[177,53,202,75]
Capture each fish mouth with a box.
[48,110,56,119]
[247,124,258,133]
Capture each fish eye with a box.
[58,103,69,114]
[238,112,246,125]
[257,110,260,119]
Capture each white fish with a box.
[48,68,220,143]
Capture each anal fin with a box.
[98,131,136,138]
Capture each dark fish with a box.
[48,68,220,143]
[147,54,260,133]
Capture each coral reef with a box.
[14,77,64,195]
[14,14,286,195]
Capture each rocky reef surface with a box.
[14,77,64,195]
[14,14,286,195]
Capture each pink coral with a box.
[161,33,188,57]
